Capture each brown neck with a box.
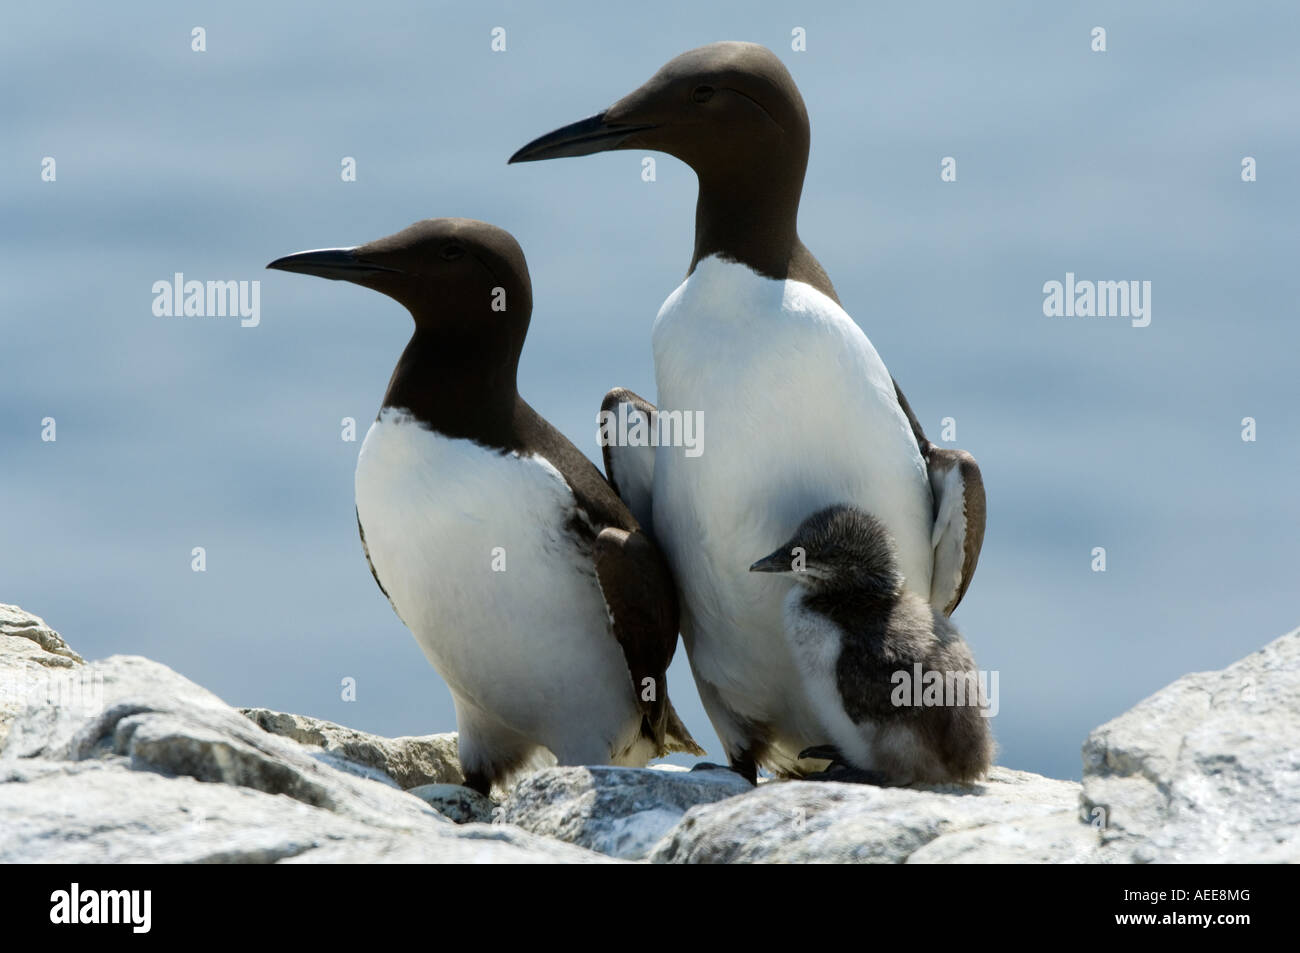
[690,165,800,274]
[381,329,521,447]
[687,163,839,303]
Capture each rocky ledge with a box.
[1,603,1294,863]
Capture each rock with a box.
[1081,627,1300,863]
[0,651,609,863]
[0,604,82,663]
[648,767,1093,863]
[497,764,754,859]
[3,603,1296,864]
[409,783,496,824]
[0,758,607,863]
[0,604,85,750]
[240,707,463,789]
[907,809,1101,864]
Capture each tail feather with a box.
[657,696,706,757]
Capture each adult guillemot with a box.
[511,42,986,779]
[267,218,701,793]
[750,505,993,786]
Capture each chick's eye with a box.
[692,84,714,104]
[441,245,465,261]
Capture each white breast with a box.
[650,256,932,762]
[783,596,876,768]
[354,409,640,762]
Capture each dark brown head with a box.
[510,42,809,186]
[750,505,904,599]
[268,218,535,431]
[267,217,533,363]
[510,43,825,286]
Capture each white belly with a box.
[354,409,639,760]
[784,598,876,768]
[650,257,932,760]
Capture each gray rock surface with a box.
[649,767,1094,863]
[0,605,86,750]
[497,764,753,859]
[240,707,463,789]
[0,646,607,863]
[409,783,496,824]
[0,604,82,663]
[1082,627,1300,863]
[2,603,1294,864]
[0,758,601,863]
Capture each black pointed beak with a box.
[749,549,794,574]
[265,247,402,282]
[508,111,657,164]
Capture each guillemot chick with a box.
[268,218,702,794]
[511,41,987,781]
[750,504,994,785]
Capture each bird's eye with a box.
[441,245,466,262]
[692,84,715,104]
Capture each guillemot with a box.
[511,41,986,780]
[750,504,994,786]
[267,218,702,793]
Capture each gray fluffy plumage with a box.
[752,505,995,785]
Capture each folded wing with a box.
[927,447,986,616]
[599,387,657,536]
[593,526,704,756]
